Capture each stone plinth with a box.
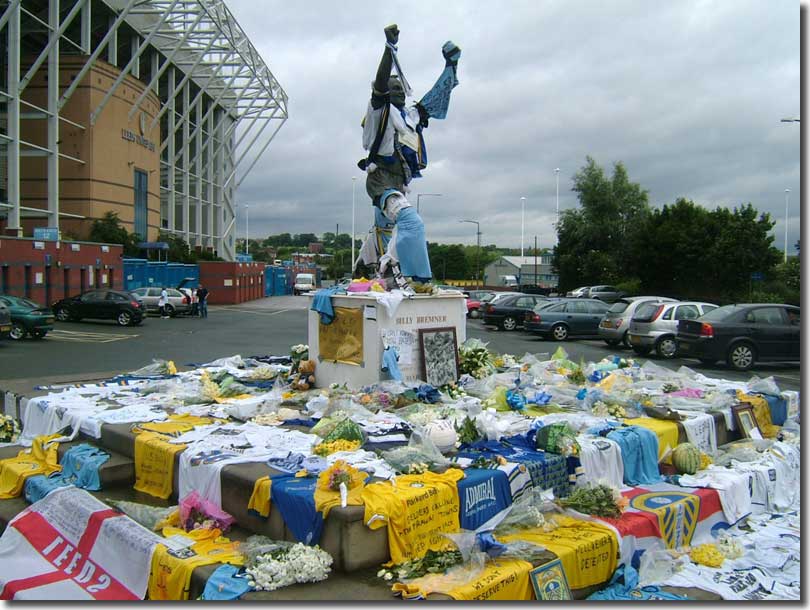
[308,292,466,389]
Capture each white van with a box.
[293,273,316,295]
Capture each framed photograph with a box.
[732,403,762,440]
[530,558,572,601]
[417,327,459,387]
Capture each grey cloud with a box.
[226,0,800,254]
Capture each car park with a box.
[585,285,627,303]
[677,303,800,371]
[482,293,548,330]
[0,295,55,339]
[598,296,678,348]
[0,299,12,339]
[524,298,610,340]
[627,301,718,358]
[52,290,144,326]
[129,287,191,317]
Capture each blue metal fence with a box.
[123,259,199,291]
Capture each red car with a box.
[465,291,495,319]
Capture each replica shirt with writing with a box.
[606,426,661,486]
[457,468,513,531]
[361,469,464,564]
[133,431,187,500]
[148,527,243,601]
[500,515,619,590]
[623,417,679,460]
[576,436,624,490]
[393,558,535,601]
[0,433,62,499]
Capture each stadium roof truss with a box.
[0,0,288,259]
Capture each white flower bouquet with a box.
[245,542,332,591]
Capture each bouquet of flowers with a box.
[559,482,628,519]
[179,491,236,532]
[290,344,309,362]
[454,415,482,445]
[566,368,586,385]
[689,543,725,568]
[458,340,495,379]
[439,383,466,400]
[313,439,362,457]
[0,415,21,443]
[591,400,626,419]
[325,464,352,492]
[377,548,464,581]
[245,542,332,591]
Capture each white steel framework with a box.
[0,0,288,260]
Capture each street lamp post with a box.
[520,196,526,264]
[416,193,442,214]
[554,168,560,230]
[460,219,481,288]
[784,189,790,263]
[351,176,356,275]
[244,203,249,256]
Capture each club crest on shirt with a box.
[630,491,700,548]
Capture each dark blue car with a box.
[524,298,610,341]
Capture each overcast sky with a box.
[224,0,801,256]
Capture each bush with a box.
[615,278,642,296]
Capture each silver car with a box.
[586,284,627,303]
[628,301,718,358]
[566,286,590,298]
[129,287,190,316]
[598,296,677,347]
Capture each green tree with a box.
[157,231,196,263]
[88,211,140,256]
[553,157,650,289]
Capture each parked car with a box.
[524,298,610,340]
[627,301,718,358]
[52,290,144,326]
[598,296,678,348]
[482,293,549,330]
[677,303,800,371]
[176,277,198,308]
[468,290,494,302]
[0,299,11,339]
[519,285,553,296]
[566,286,591,298]
[129,287,191,317]
[0,295,55,339]
[293,273,316,295]
[465,290,494,319]
[585,285,627,303]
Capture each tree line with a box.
[553,156,799,304]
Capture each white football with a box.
[424,419,458,453]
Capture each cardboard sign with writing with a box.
[318,306,364,365]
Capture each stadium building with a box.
[0,0,288,261]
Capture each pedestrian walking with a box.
[196,284,209,318]
[158,287,170,318]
